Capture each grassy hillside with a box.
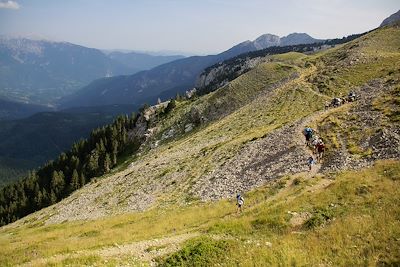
[0,26,399,266]
[0,160,398,266]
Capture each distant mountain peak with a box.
[247,32,320,50]
[253,34,280,49]
[280,32,319,46]
[380,10,400,27]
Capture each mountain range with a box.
[0,38,185,107]
[60,33,320,108]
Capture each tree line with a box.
[0,114,141,226]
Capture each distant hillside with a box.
[0,104,137,187]
[0,98,52,120]
[380,9,400,27]
[107,51,185,71]
[59,32,322,108]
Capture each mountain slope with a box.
[380,9,400,27]
[107,51,185,71]
[1,25,399,266]
[59,32,322,108]
[280,32,321,45]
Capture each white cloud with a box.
[0,1,20,9]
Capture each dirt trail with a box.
[21,232,199,267]
[98,232,199,264]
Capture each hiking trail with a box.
[21,232,199,267]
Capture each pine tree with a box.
[49,190,57,204]
[86,149,100,177]
[164,99,176,114]
[34,190,43,208]
[70,169,80,192]
[50,170,65,196]
[80,172,86,187]
[104,153,111,173]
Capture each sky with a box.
[0,0,398,55]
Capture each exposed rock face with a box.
[380,10,400,27]
[253,34,280,49]
[195,57,269,91]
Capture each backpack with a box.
[237,196,244,205]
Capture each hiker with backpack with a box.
[236,194,244,213]
[307,156,316,171]
[331,97,342,107]
[311,135,320,153]
[348,91,357,102]
[316,139,325,161]
[303,127,314,146]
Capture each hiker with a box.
[316,140,326,161]
[324,101,330,110]
[348,91,356,102]
[307,156,316,171]
[311,135,320,153]
[304,127,314,146]
[331,97,342,107]
[236,194,244,213]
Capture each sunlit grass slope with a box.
[0,160,398,266]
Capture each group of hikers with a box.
[235,91,359,212]
[304,126,325,171]
[235,127,326,212]
[235,127,326,213]
[325,91,358,109]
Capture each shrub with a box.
[304,207,334,229]
[157,237,235,267]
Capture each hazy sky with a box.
[0,0,398,54]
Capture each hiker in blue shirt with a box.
[308,156,316,171]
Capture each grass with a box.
[0,161,400,266]
[306,27,400,97]
[1,160,399,266]
[158,160,400,266]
